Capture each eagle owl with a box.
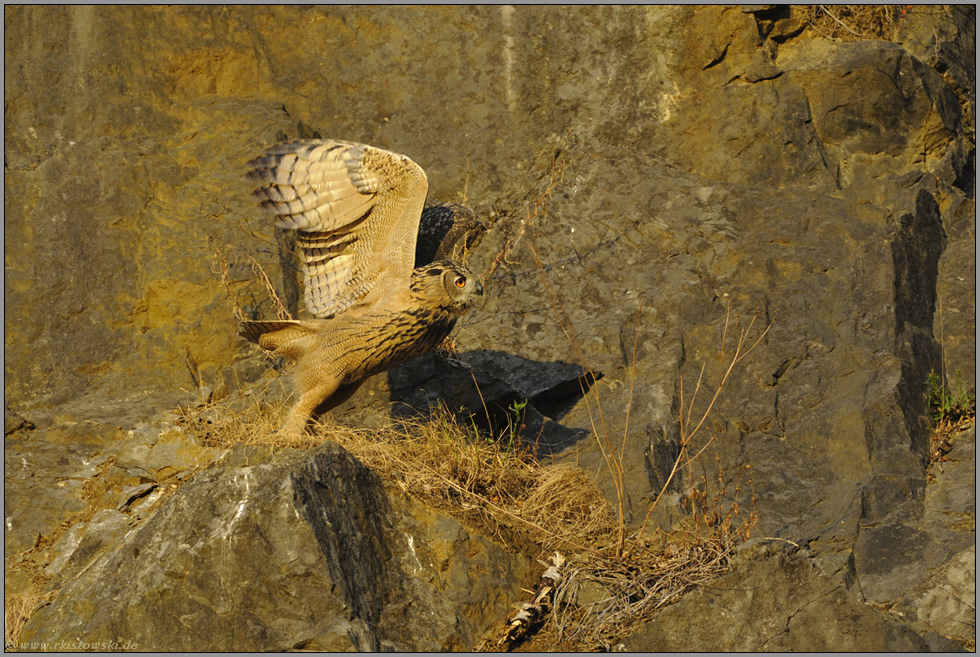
[239,140,485,435]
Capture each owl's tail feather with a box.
[239,320,320,360]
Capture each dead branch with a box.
[495,552,566,650]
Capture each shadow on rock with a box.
[385,350,600,456]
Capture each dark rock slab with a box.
[934,196,977,389]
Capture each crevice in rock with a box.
[4,404,36,435]
[795,85,839,187]
[702,43,729,70]
[891,188,945,458]
[643,422,682,501]
[952,144,976,196]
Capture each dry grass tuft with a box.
[178,380,322,451]
[325,410,536,513]
[547,458,757,650]
[553,528,743,650]
[180,391,616,553]
[318,408,617,552]
[927,415,975,482]
[521,466,615,550]
[4,592,53,650]
[798,4,905,42]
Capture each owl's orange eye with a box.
[454,276,466,288]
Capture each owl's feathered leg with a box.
[241,320,339,436]
[282,353,368,435]
[282,380,341,436]
[312,381,365,418]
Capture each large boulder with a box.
[19,441,526,651]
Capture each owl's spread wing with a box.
[246,140,428,318]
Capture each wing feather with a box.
[238,319,321,359]
[246,140,428,317]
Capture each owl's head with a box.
[411,260,484,315]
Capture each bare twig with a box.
[481,132,581,283]
[634,306,772,544]
[208,236,291,322]
[494,552,566,650]
[818,4,864,37]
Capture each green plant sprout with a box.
[925,369,976,424]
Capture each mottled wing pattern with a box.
[247,140,429,318]
[414,203,486,268]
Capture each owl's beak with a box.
[475,279,484,297]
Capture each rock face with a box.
[4,5,975,651]
[625,424,976,653]
[623,541,959,652]
[19,442,526,651]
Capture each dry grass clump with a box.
[318,408,616,551]
[181,390,616,552]
[927,413,976,482]
[798,4,906,42]
[4,592,53,651]
[178,381,322,451]
[553,530,741,650]
[547,461,757,651]
[520,466,616,550]
[324,410,536,514]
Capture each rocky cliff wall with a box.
[5,5,975,651]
